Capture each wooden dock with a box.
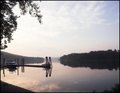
[3,63,51,69]
[19,64,50,68]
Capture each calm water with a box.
[1,60,119,92]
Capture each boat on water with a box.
[6,61,17,68]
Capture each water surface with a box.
[1,61,119,92]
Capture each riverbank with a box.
[1,81,33,92]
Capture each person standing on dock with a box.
[45,56,49,64]
[49,57,52,65]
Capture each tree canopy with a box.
[0,0,42,49]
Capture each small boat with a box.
[6,61,17,68]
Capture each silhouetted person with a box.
[45,56,49,64]
[49,57,52,65]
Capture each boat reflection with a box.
[3,67,20,77]
[8,67,17,72]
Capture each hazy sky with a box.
[3,1,119,57]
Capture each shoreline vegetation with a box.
[0,51,44,69]
[60,49,119,70]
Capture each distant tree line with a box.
[60,49,119,70]
[0,51,44,68]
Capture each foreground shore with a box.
[1,81,33,92]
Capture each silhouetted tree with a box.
[0,0,42,49]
